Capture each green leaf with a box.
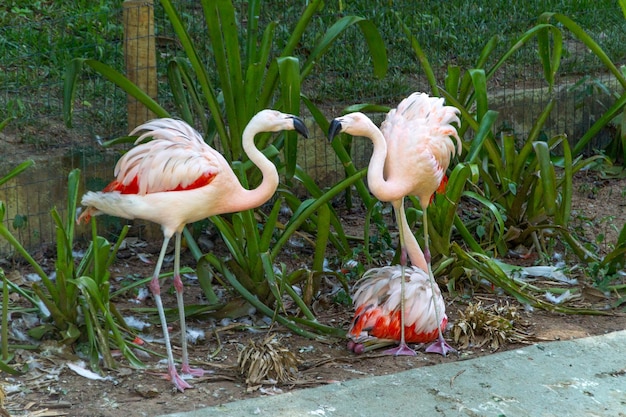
[0,117,14,133]
[0,160,34,187]
[466,110,499,164]
[469,69,488,120]
[277,56,301,178]
[312,204,330,272]
[202,0,244,149]
[533,141,557,217]
[64,58,169,128]
[161,0,228,156]
[12,214,27,230]
[463,191,506,242]
[271,169,367,259]
[396,12,437,94]
[0,357,21,375]
[302,16,387,80]
[539,13,626,87]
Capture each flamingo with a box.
[328,92,461,356]
[77,111,308,391]
[346,265,448,354]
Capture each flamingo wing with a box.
[105,118,223,195]
[379,93,461,201]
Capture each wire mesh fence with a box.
[0,1,624,253]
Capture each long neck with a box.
[366,124,428,272]
[237,124,280,210]
[364,123,403,203]
[364,125,389,197]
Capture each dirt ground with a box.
[2,172,626,417]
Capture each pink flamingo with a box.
[346,265,448,354]
[329,92,460,356]
[78,111,308,391]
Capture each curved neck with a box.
[364,126,389,197]
[366,124,428,272]
[364,124,404,203]
[237,124,280,210]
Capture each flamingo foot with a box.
[165,364,193,392]
[181,363,206,377]
[347,340,366,355]
[424,336,456,357]
[383,342,417,356]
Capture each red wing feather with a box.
[349,306,447,343]
[429,174,448,204]
[102,172,217,195]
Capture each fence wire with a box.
[0,1,624,253]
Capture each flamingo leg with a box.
[420,203,456,356]
[149,235,193,392]
[383,200,417,356]
[172,231,205,377]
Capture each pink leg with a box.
[424,246,431,263]
[420,202,455,357]
[172,233,205,377]
[150,236,193,392]
[384,204,417,357]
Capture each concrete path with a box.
[159,330,626,417]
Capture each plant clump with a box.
[452,301,532,351]
[237,335,300,388]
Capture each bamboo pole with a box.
[123,0,157,129]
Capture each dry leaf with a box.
[452,301,532,351]
[237,334,300,386]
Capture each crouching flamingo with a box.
[346,265,449,354]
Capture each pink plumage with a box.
[103,119,222,195]
[348,265,448,348]
[78,112,308,391]
[329,92,460,356]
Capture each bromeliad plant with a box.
[536,12,626,163]
[0,168,142,371]
[64,0,387,335]
[327,10,626,309]
[0,158,33,374]
[400,11,626,302]
[333,14,569,263]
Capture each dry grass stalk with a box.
[452,301,532,350]
[237,334,300,387]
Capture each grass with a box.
[0,0,624,253]
[1,0,623,125]
[0,1,121,88]
[0,1,126,134]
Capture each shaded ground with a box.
[2,173,626,417]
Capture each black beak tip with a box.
[328,119,342,141]
[292,117,309,139]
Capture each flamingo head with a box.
[328,112,377,141]
[250,109,309,138]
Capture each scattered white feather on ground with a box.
[123,316,151,330]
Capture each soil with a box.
[2,172,626,417]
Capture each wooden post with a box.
[123,0,157,129]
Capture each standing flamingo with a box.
[328,92,461,356]
[78,111,308,391]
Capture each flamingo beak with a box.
[291,116,309,138]
[328,118,343,141]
